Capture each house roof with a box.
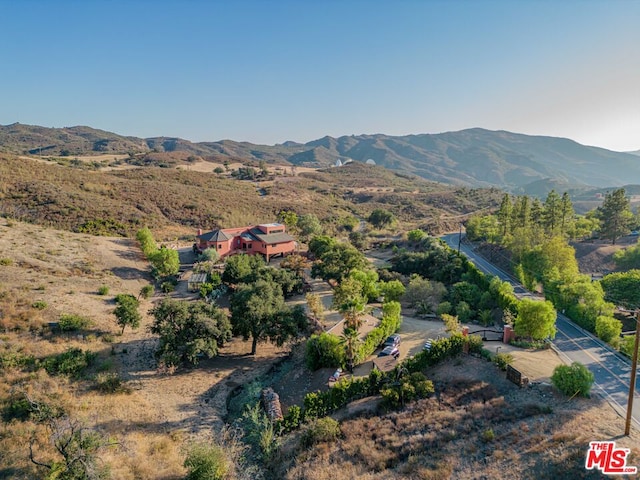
[249,228,295,245]
[197,229,231,242]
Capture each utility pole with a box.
[624,310,640,436]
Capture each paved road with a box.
[442,233,640,431]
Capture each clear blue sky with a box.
[1,1,639,151]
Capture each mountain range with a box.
[2,122,639,192]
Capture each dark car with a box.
[378,346,400,359]
[383,334,401,348]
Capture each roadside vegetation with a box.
[466,188,639,354]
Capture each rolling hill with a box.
[2,123,639,192]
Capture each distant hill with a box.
[3,123,640,191]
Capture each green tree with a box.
[311,242,367,283]
[403,275,446,314]
[222,253,265,285]
[496,194,513,238]
[149,246,180,277]
[513,195,531,230]
[113,295,141,334]
[600,270,640,308]
[595,316,622,343]
[349,269,380,302]
[598,188,633,244]
[379,279,406,302]
[230,280,307,355]
[298,214,323,241]
[613,244,640,270]
[150,299,232,368]
[136,227,157,257]
[341,327,361,372]
[278,210,298,231]
[543,190,562,236]
[559,192,575,236]
[368,208,395,229]
[339,297,366,331]
[332,276,366,310]
[514,298,557,340]
[551,362,594,397]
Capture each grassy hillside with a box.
[0,154,501,238]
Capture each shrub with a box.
[551,362,594,397]
[43,348,96,377]
[161,281,175,293]
[280,405,302,432]
[493,352,514,371]
[620,335,636,358]
[437,301,452,315]
[95,372,130,394]
[184,443,229,480]
[31,300,47,310]
[115,293,137,305]
[139,284,154,299]
[58,313,92,331]
[301,417,341,447]
[482,428,495,442]
[305,333,344,370]
[97,285,110,296]
[595,315,622,343]
[0,345,35,370]
[0,257,13,266]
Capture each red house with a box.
[195,223,297,262]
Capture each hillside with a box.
[3,123,640,192]
[0,154,501,238]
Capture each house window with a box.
[248,244,252,249]
[218,244,222,249]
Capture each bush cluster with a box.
[58,313,92,332]
[291,333,479,427]
[551,362,594,397]
[43,348,96,377]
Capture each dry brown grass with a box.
[274,356,640,480]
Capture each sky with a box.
[1,0,639,151]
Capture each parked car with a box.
[383,334,401,348]
[378,346,400,359]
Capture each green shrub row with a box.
[136,227,157,257]
[285,333,481,431]
[356,301,402,363]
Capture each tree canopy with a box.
[514,298,557,340]
[150,299,232,368]
[598,188,633,244]
[600,270,640,309]
[113,294,141,334]
[230,279,307,354]
[368,208,395,229]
